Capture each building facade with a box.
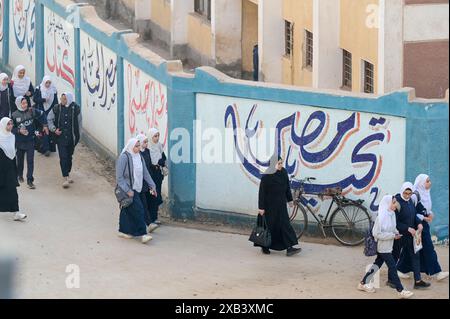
[134,0,448,98]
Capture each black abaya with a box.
[0,149,19,212]
[258,168,298,251]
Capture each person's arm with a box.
[35,109,48,126]
[32,89,45,106]
[143,163,156,191]
[158,152,167,167]
[395,210,410,235]
[116,154,132,194]
[47,107,57,132]
[286,173,293,203]
[372,217,396,241]
[258,177,266,211]
[28,83,35,96]
[9,88,17,113]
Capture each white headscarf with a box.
[377,195,396,232]
[148,128,164,165]
[62,92,75,107]
[400,182,414,201]
[0,73,9,92]
[39,76,57,111]
[15,96,28,112]
[122,138,143,192]
[12,65,31,97]
[0,117,16,160]
[414,174,432,214]
[136,134,148,152]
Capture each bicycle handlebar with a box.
[290,176,316,183]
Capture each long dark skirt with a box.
[254,212,298,251]
[119,190,147,237]
[146,171,164,223]
[0,186,19,212]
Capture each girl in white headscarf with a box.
[408,174,449,281]
[0,117,27,221]
[34,75,58,112]
[358,195,413,298]
[146,128,167,225]
[11,66,34,111]
[0,73,13,118]
[33,76,58,156]
[116,138,157,244]
[395,182,431,289]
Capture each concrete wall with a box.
[196,93,406,216]
[43,7,76,95]
[282,0,313,87]
[1,0,448,239]
[241,0,258,74]
[0,0,4,60]
[187,13,213,65]
[340,0,379,93]
[9,0,37,83]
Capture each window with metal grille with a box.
[304,30,313,68]
[194,0,211,21]
[285,21,293,57]
[342,49,352,89]
[363,60,374,93]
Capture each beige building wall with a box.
[340,0,379,93]
[151,0,172,32]
[242,0,259,73]
[187,13,213,60]
[282,0,313,87]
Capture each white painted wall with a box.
[313,0,341,90]
[171,0,193,46]
[9,0,36,83]
[258,0,284,83]
[43,8,76,96]
[404,3,449,42]
[213,0,242,65]
[196,93,406,216]
[378,0,403,95]
[123,59,169,196]
[80,31,118,155]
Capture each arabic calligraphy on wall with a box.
[44,8,75,94]
[81,32,117,110]
[12,0,35,60]
[124,61,168,148]
[196,94,406,216]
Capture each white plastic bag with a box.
[414,232,423,254]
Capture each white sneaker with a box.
[62,178,70,189]
[13,212,27,221]
[436,272,449,281]
[398,290,414,299]
[68,176,74,184]
[141,235,153,244]
[118,232,133,239]
[154,220,161,225]
[357,283,375,293]
[397,271,411,279]
[147,223,159,233]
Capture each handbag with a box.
[115,153,134,209]
[364,221,377,257]
[249,215,272,248]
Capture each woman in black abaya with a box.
[257,154,301,256]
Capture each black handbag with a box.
[115,153,134,209]
[249,215,272,248]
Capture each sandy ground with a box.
[0,143,448,299]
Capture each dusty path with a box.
[0,143,448,299]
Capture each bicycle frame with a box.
[298,194,336,228]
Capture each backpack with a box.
[363,221,377,257]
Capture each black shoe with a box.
[27,182,36,190]
[386,281,397,289]
[261,248,270,255]
[18,177,24,183]
[414,280,431,289]
[286,247,302,257]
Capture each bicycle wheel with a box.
[330,203,371,246]
[289,204,308,239]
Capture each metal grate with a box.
[285,20,293,57]
[364,60,374,93]
[305,30,313,68]
[194,0,211,21]
[342,49,352,89]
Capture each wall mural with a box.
[44,8,75,95]
[196,94,406,216]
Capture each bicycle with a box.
[289,176,371,246]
